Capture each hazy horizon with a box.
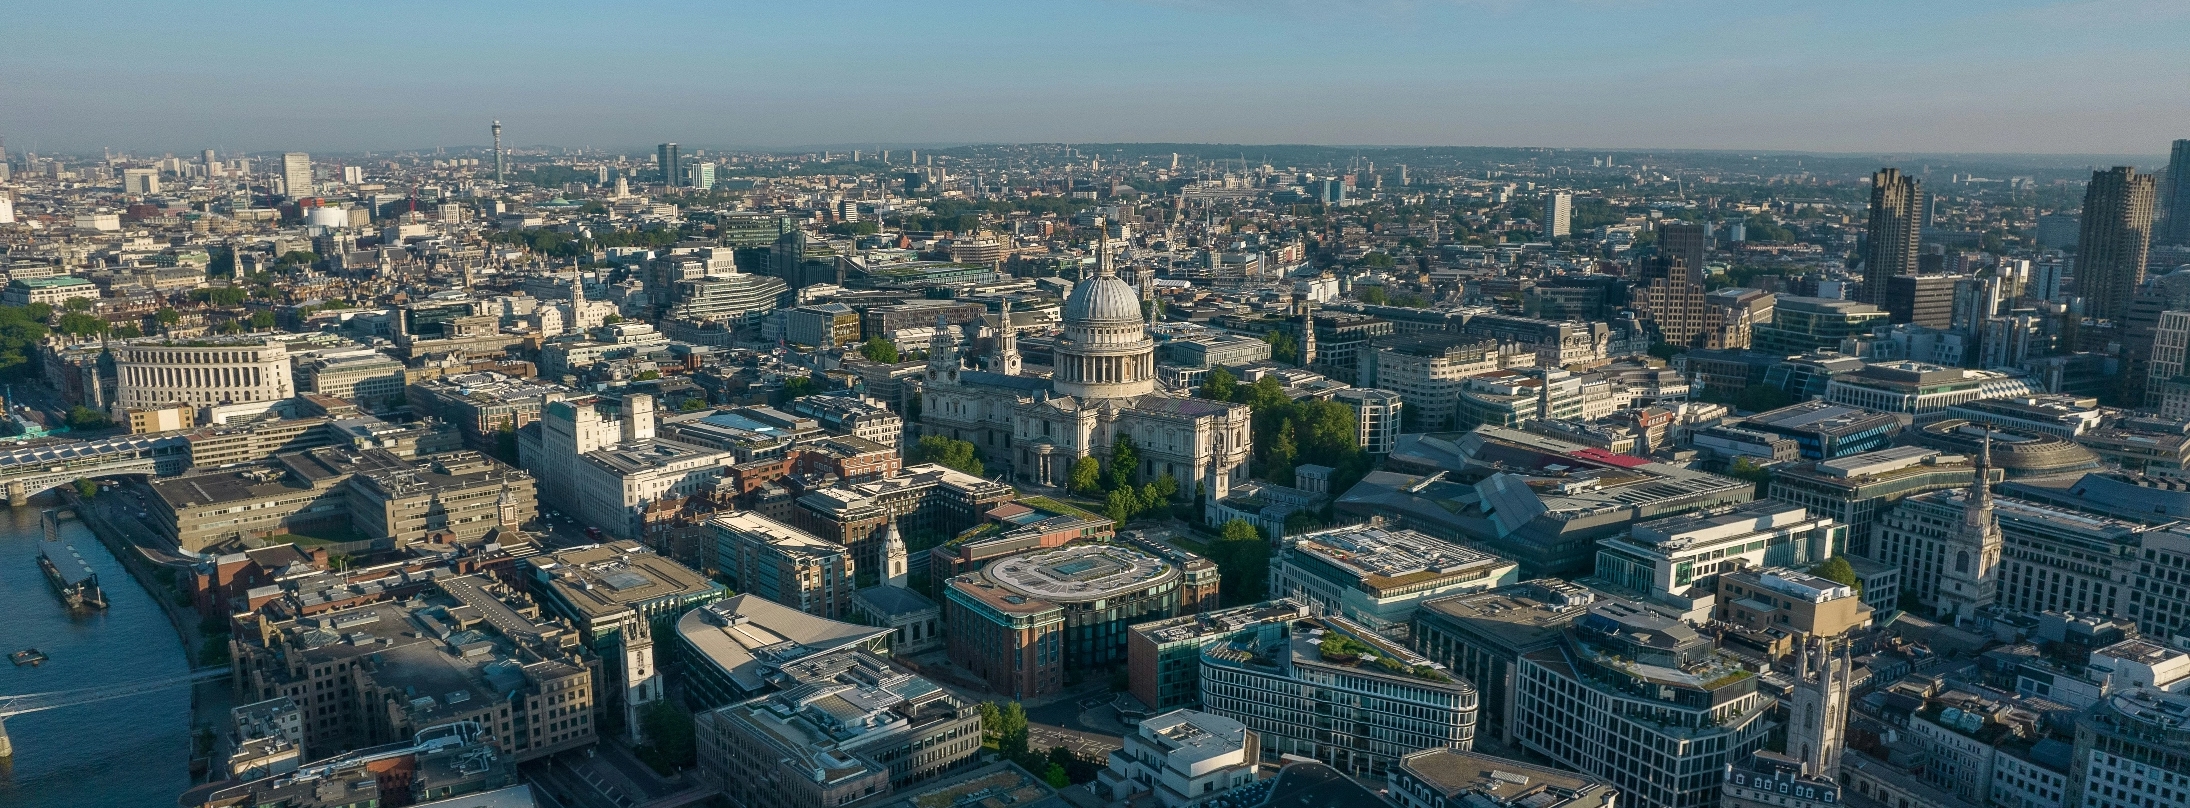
[3,0,2186,156]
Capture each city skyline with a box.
[3,0,2186,154]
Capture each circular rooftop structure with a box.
[982,543,1176,604]
[1062,274,1144,326]
[1906,419,2101,480]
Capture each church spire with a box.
[1964,429,1994,528]
[1096,219,1115,279]
[993,298,1021,376]
[882,519,908,587]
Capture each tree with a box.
[1068,456,1103,496]
[66,405,112,429]
[1197,367,1237,402]
[1206,519,1271,604]
[74,478,98,499]
[859,337,901,364]
[112,323,141,338]
[1153,472,1180,503]
[1357,286,1389,306]
[1646,342,1683,361]
[274,250,318,268]
[1810,556,1863,596]
[603,314,624,325]
[1728,457,1772,496]
[1043,763,1070,789]
[63,296,92,313]
[987,701,1030,758]
[1108,435,1140,490]
[915,435,984,476]
[1105,488,1140,524]
[492,419,518,464]
[635,370,662,381]
[679,397,708,412]
[637,699,697,773]
[1264,330,1301,364]
[781,376,820,400]
[246,311,276,331]
[1733,384,1794,413]
[57,312,108,337]
[0,305,48,380]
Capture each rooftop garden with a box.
[1316,629,1453,682]
[1019,496,1104,522]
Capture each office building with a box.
[1096,710,1264,808]
[1711,568,1872,652]
[1200,615,1477,779]
[1357,334,1505,431]
[1751,296,1889,354]
[2079,166,2159,321]
[229,574,599,763]
[281,152,312,197]
[1333,388,1404,456]
[525,541,722,740]
[3,275,97,307]
[1884,274,1959,328]
[657,142,680,187]
[1411,580,1604,745]
[112,336,296,421]
[122,167,159,194]
[1511,601,1770,808]
[1354,428,1755,577]
[1722,752,1841,808]
[1767,446,1982,558]
[1125,600,1308,715]
[1823,362,2040,424]
[2066,689,2190,808]
[1594,501,1844,607]
[1637,222,1711,347]
[1271,523,1518,631]
[1390,748,1617,808]
[709,512,856,620]
[795,464,1017,587]
[693,649,984,808]
[1863,168,1923,305]
[944,543,1185,699]
[785,303,862,348]
[673,594,890,711]
[1743,401,1901,460]
[2165,139,2190,246]
[292,349,407,408]
[1543,190,1573,239]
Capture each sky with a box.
[1,0,2185,157]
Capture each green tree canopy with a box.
[1810,556,1863,595]
[1197,367,1237,402]
[1068,456,1103,496]
[1264,330,1301,365]
[860,337,900,364]
[915,435,984,476]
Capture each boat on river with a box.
[10,648,46,666]
[39,542,108,611]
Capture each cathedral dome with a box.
[1064,275,1144,325]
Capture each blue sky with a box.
[1,0,2183,155]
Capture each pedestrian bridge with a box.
[0,433,191,505]
[0,667,229,758]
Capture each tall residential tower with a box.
[2077,166,2158,321]
[1862,168,1922,306]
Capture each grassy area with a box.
[1019,495,1103,521]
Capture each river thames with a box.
[0,501,192,808]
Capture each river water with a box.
[0,501,192,808]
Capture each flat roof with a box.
[985,544,1175,603]
[675,594,889,692]
[1398,748,1615,808]
[1288,524,1508,589]
[530,541,718,620]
